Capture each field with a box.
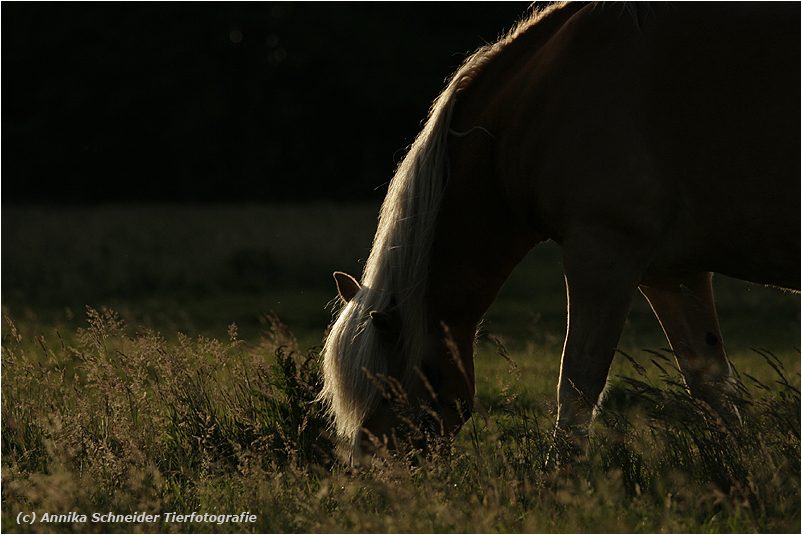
[2,202,800,533]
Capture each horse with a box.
[318,1,801,463]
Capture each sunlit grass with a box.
[2,307,799,533]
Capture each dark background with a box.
[3,1,533,205]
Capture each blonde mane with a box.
[318,3,566,453]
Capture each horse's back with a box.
[474,2,800,289]
[640,3,800,286]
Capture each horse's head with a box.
[321,271,475,461]
[358,324,476,458]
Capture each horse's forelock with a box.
[320,289,387,446]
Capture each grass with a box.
[2,202,800,532]
[2,307,799,533]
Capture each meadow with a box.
[2,202,800,533]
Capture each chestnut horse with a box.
[319,2,800,462]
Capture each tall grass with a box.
[2,307,799,533]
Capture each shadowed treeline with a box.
[4,2,531,204]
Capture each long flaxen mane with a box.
[318,3,568,454]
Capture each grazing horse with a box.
[319,2,800,462]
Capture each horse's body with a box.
[320,2,800,461]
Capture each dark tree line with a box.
[3,2,531,204]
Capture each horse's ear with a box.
[370,310,401,335]
[334,271,361,303]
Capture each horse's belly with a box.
[649,197,800,290]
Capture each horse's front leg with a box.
[550,230,646,465]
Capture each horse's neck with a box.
[425,137,539,334]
